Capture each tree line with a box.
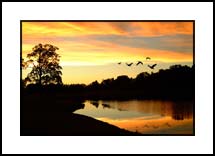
[22,44,194,100]
[23,64,194,100]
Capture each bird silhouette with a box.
[148,64,157,69]
[136,61,143,66]
[118,62,121,65]
[126,62,133,66]
[146,57,151,60]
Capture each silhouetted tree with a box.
[23,43,62,85]
[21,79,26,88]
[88,80,100,89]
[136,72,150,81]
[101,78,114,89]
[110,75,131,90]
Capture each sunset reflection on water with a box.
[75,100,193,134]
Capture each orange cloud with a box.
[22,22,193,59]
[130,22,193,36]
[22,22,125,39]
[22,22,193,39]
[22,35,193,67]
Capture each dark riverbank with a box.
[21,111,139,136]
[21,94,140,136]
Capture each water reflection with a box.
[90,101,99,108]
[102,103,111,109]
[172,101,193,120]
[75,100,194,134]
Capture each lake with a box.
[75,100,194,135]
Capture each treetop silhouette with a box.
[22,43,63,86]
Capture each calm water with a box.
[75,100,194,134]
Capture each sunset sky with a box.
[22,21,194,84]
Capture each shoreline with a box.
[21,111,140,136]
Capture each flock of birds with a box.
[117,57,157,69]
